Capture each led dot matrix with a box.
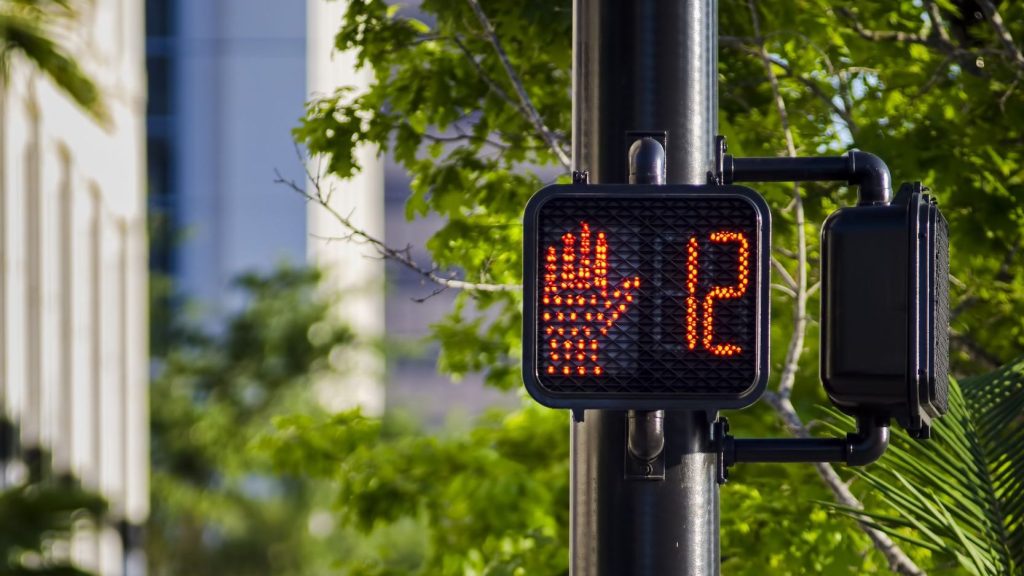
[543,222,640,377]
[688,231,750,357]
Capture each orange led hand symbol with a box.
[542,222,639,376]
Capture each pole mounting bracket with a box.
[711,135,893,206]
[625,410,666,480]
[712,415,891,485]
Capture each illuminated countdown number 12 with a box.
[685,231,751,357]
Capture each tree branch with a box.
[774,246,798,260]
[275,165,519,295]
[748,2,924,574]
[977,0,1024,72]
[924,1,952,45]
[836,6,1001,63]
[748,0,806,401]
[771,256,798,292]
[423,130,509,151]
[771,283,798,299]
[720,36,858,133]
[449,35,526,115]
[763,392,927,576]
[464,0,571,170]
[839,12,930,45]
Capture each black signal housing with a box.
[821,182,949,438]
[522,183,772,412]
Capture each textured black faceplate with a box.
[523,185,771,410]
[931,208,950,414]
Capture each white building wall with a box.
[307,0,386,416]
[0,0,148,573]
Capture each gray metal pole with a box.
[570,0,720,574]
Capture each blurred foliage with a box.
[280,0,1024,573]
[256,406,569,575]
[257,404,915,575]
[147,266,379,576]
[0,0,107,122]
[0,479,106,576]
[721,479,884,574]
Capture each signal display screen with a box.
[522,185,771,410]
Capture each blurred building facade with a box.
[146,0,512,424]
[147,0,310,315]
[0,0,149,574]
[146,0,387,414]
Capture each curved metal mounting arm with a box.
[711,135,892,206]
[627,410,666,461]
[713,414,890,484]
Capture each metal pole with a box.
[570,0,720,574]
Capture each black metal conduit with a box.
[571,0,721,572]
[722,150,893,206]
[625,139,668,465]
[717,415,890,474]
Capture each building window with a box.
[145,0,175,38]
[146,56,172,117]
[147,138,175,275]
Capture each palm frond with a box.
[820,366,1024,575]
[962,358,1024,571]
[0,0,108,123]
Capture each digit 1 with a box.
[702,231,751,356]
[685,235,700,350]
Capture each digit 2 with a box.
[685,231,751,356]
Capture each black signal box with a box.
[821,182,949,437]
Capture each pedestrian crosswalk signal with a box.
[522,184,772,411]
